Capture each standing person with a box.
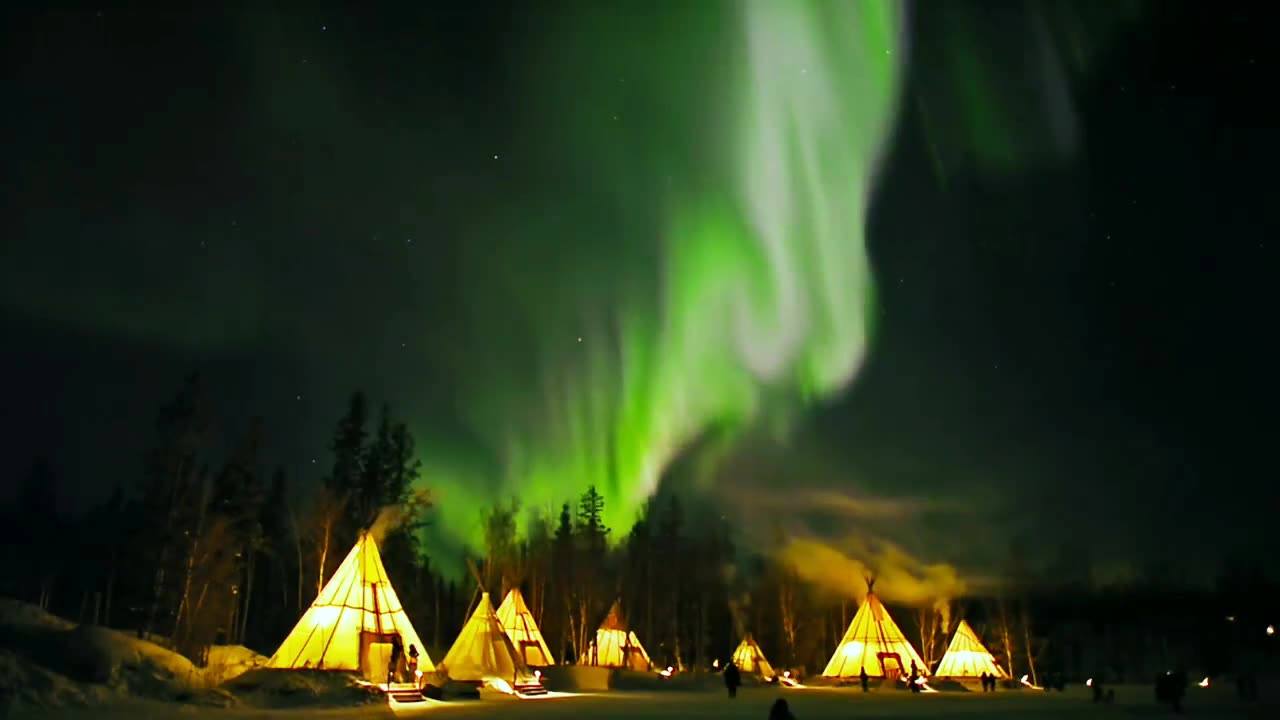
[979,672,988,692]
[768,698,796,720]
[407,644,420,686]
[860,667,869,692]
[724,660,741,698]
[387,634,404,687]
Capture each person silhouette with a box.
[387,634,404,687]
[768,698,796,720]
[723,661,741,699]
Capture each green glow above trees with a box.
[428,0,905,550]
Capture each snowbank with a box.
[223,668,384,708]
[60,624,202,691]
[0,598,245,710]
[0,648,112,709]
[204,645,267,686]
[0,598,76,633]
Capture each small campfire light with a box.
[1086,678,1093,687]
[659,666,674,678]
[534,670,542,681]
[1268,624,1275,636]
[1198,677,1210,688]
[712,659,720,669]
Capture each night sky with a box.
[3,2,1277,586]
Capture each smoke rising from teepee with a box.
[777,535,967,611]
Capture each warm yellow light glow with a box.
[712,659,720,669]
[933,620,1008,679]
[576,601,652,671]
[1086,678,1093,687]
[495,589,556,667]
[731,634,777,679]
[1019,674,1044,691]
[488,678,515,695]
[267,533,432,676]
[1198,677,1209,687]
[440,592,537,687]
[822,591,928,679]
[1268,625,1275,636]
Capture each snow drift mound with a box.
[205,645,268,686]
[0,648,113,709]
[224,669,384,708]
[0,597,239,709]
[0,598,76,634]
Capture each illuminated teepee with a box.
[267,533,432,679]
[496,589,555,667]
[577,600,651,671]
[933,619,1007,679]
[440,591,539,690]
[731,633,776,679]
[822,580,928,679]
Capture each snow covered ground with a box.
[2,600,1269,719]
[16,683,1269,720]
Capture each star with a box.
[577,337,583,343]
[321,25,327,31]
[296,394,302,400]
[406,238,413,244]
[493,154,499,160]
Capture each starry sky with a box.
[3,1,1277,584]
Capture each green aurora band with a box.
[423,0,905,552]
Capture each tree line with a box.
[0,374,1273,680]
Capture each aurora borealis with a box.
[4,1,1279,581]
[433,0,904,547]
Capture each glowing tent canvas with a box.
[577,600,651,671]
[496,589,555,667]
[731,633,776,679]
[934,619,1007,679]
[440,591,539,689]
[822,586,927,679]
[267,533,432,678]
